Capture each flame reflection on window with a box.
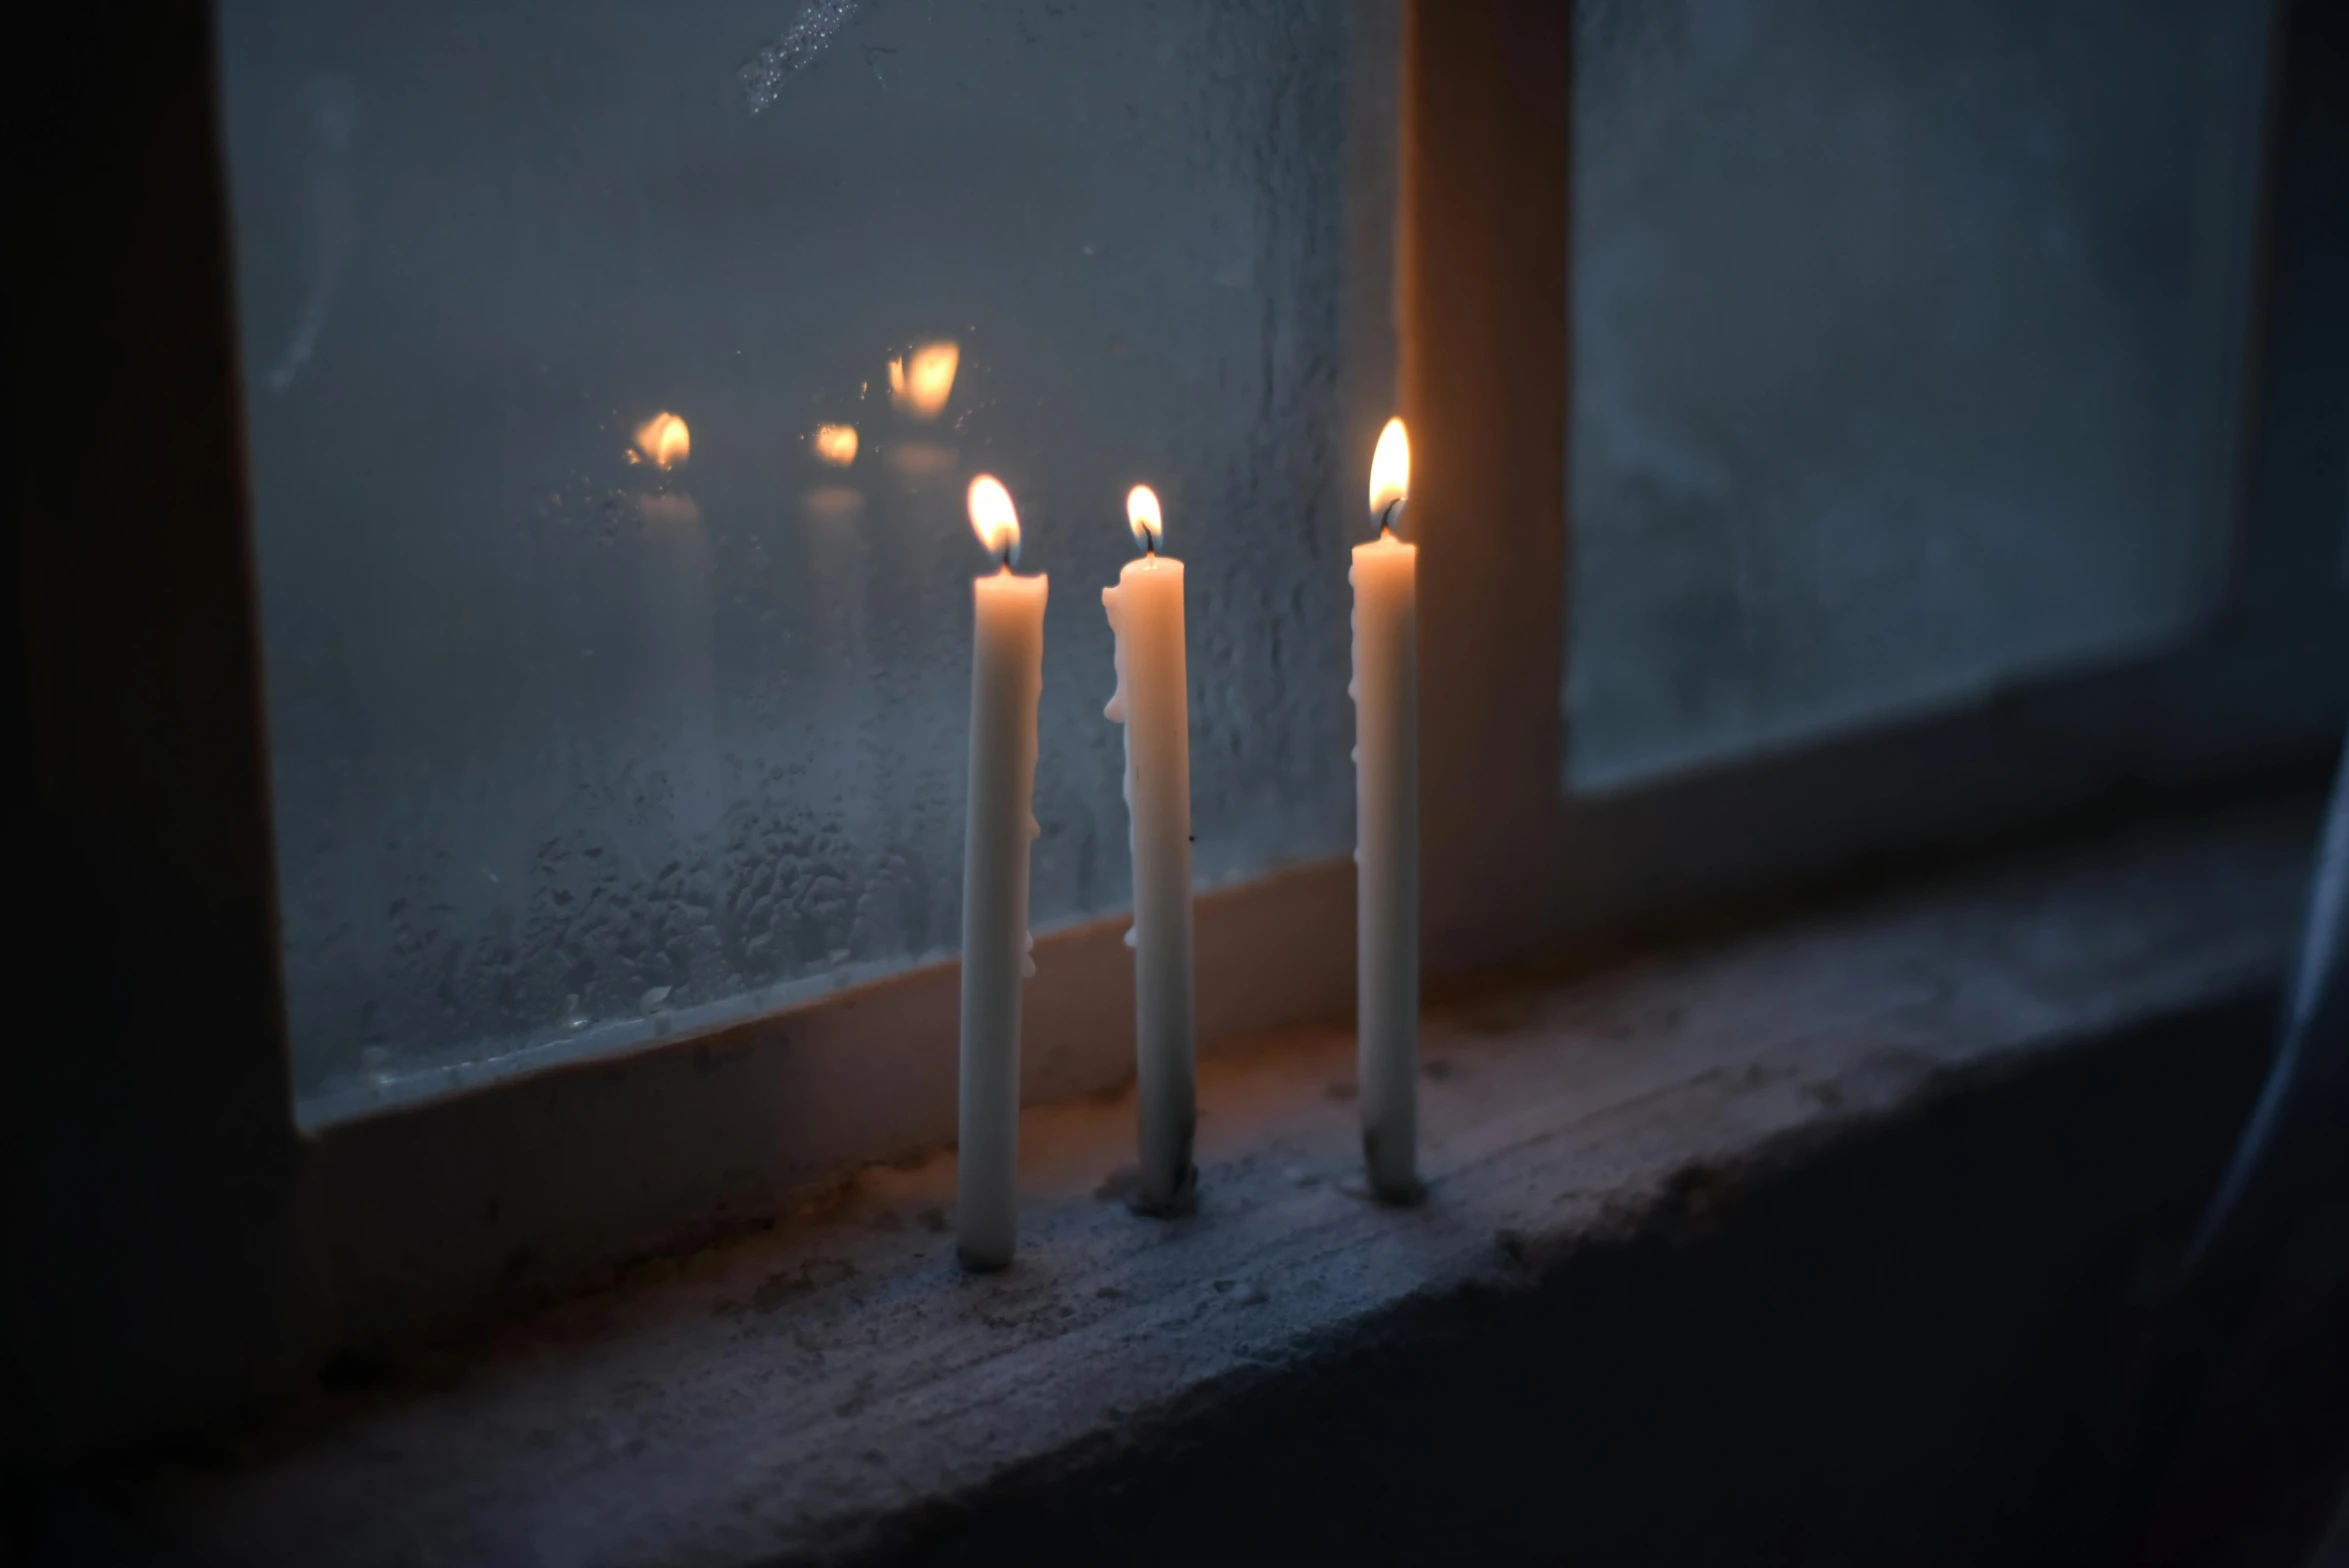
[813,423,859,466]
[633,412,692,469]
[888,341,959,420]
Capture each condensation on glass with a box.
[1566,0,2274,792]
[218,1,1397,1120]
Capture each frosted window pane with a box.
[1567,0,2271,791]
[220,1,1394,1116]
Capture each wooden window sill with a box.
[140,793,2317,1565]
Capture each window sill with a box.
[146,795,2315,1565]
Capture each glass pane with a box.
[1567,0,2273,792]
[219,1,1396,1119]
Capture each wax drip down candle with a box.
[958,475,1047,1271]
[1103,484,1198,1215]
[1352,419,1422,1204]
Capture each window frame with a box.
[9,0,2342,1461]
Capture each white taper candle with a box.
[1352,419,1421,1203]
[959,476,1047,1270]
[1103,484,1197,1214]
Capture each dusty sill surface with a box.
[149,800,2315,1566]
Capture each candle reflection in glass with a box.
[801,421,868,660]
[812,422,859,467]
[632,410,692,469]
[801,421,878,904]
[887,340,959,481]
[629,411,721,958]
[888,341,959,420]
[805,420,866,532]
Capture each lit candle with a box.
[1103,484,1196,1214]
[1353,418,1421,1202]
[958,475,1048,1271]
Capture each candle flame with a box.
[967,474,1020,566]
[633,412,691,469]
[1369,417,1409,530]
[1125,485,1163,553]
[813,423,859,467]
[889,341,960,420]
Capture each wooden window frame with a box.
[9,0,2343,1461]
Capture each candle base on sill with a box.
[1345,1172,1429,1208]
[1126,1158,1199,1219]
[1338,1168,1430,1206]
[1360,1126,1426,1207]
[955,1241,1014,1274]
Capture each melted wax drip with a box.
[1102,585,1142,883]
